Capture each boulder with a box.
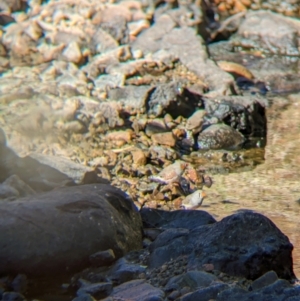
[148,210,295,280]
[0,184,142,276]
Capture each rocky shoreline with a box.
[0,0,300,300]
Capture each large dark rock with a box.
[148,210,295,280]
[0,184,142,276]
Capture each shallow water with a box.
[201,93,300,278]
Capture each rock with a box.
[105,130,133,144]
[0,136,75,191]
[0,184,142,276]
[2,175,36,197]
[108,85,152,115]
[28,153,106,188]
[102,279,165,301]
[216,279,299,301]
[0,182,19,198]
[165,271,218,292]
[98,101,124,128]
[147,82,203,118]
[132,149,147,166]
[197,124,245,150]
[62,42,83,64]
[132,14,176,54]
[2,292,25,301]
[148,210,295,280]
[180,283,229,301]
[77,282,113,299]
[72,294,96,301]
[145,119,168,136]
[232,11,300,56]
[91,28,119,54]
[11,274,27,294]
[190,211,296,280]
[89,249,116,268]
[250,270,278,291]
[108,257,146,284]
[203,95,267,138]
[151,132,176,147]
[162,27,234,95]
[140,208,216,230]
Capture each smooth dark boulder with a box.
[0,184,142,276]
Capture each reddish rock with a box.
[151,132,176,147]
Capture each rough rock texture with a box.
[0,184,142,276]
[204,95,268,137]
[197,124,245,150]
[102,279,165,301]
[232,10,300,56]
[132,15,235,95]
[148,210,295,280]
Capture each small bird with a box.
[149,161,188,185]
[180,189,207,209]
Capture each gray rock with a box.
[250,270,278,291]
[216,278,298,301]
[89,249,116,267]
[162,27,234,95]
[29,153,107,186]
[132,14,176,54]
[11,274,27,294]
[2,292,25,301]
[232,11,300,56]
[108,85,152,115]
[0,184,142,276]
[204,95,268,138]
[3,175,36,197]
[72,293,96,301]
[146,82,203,118]
[108,258,146,284]
[103,279,165,301]
[197,124,245,150]
[180,283,229,301]
[77,282,113,299]
[165,271,218,292]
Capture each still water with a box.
[203,93,300,278]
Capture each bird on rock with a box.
[180,189,207,209]
[149,161,188,185]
